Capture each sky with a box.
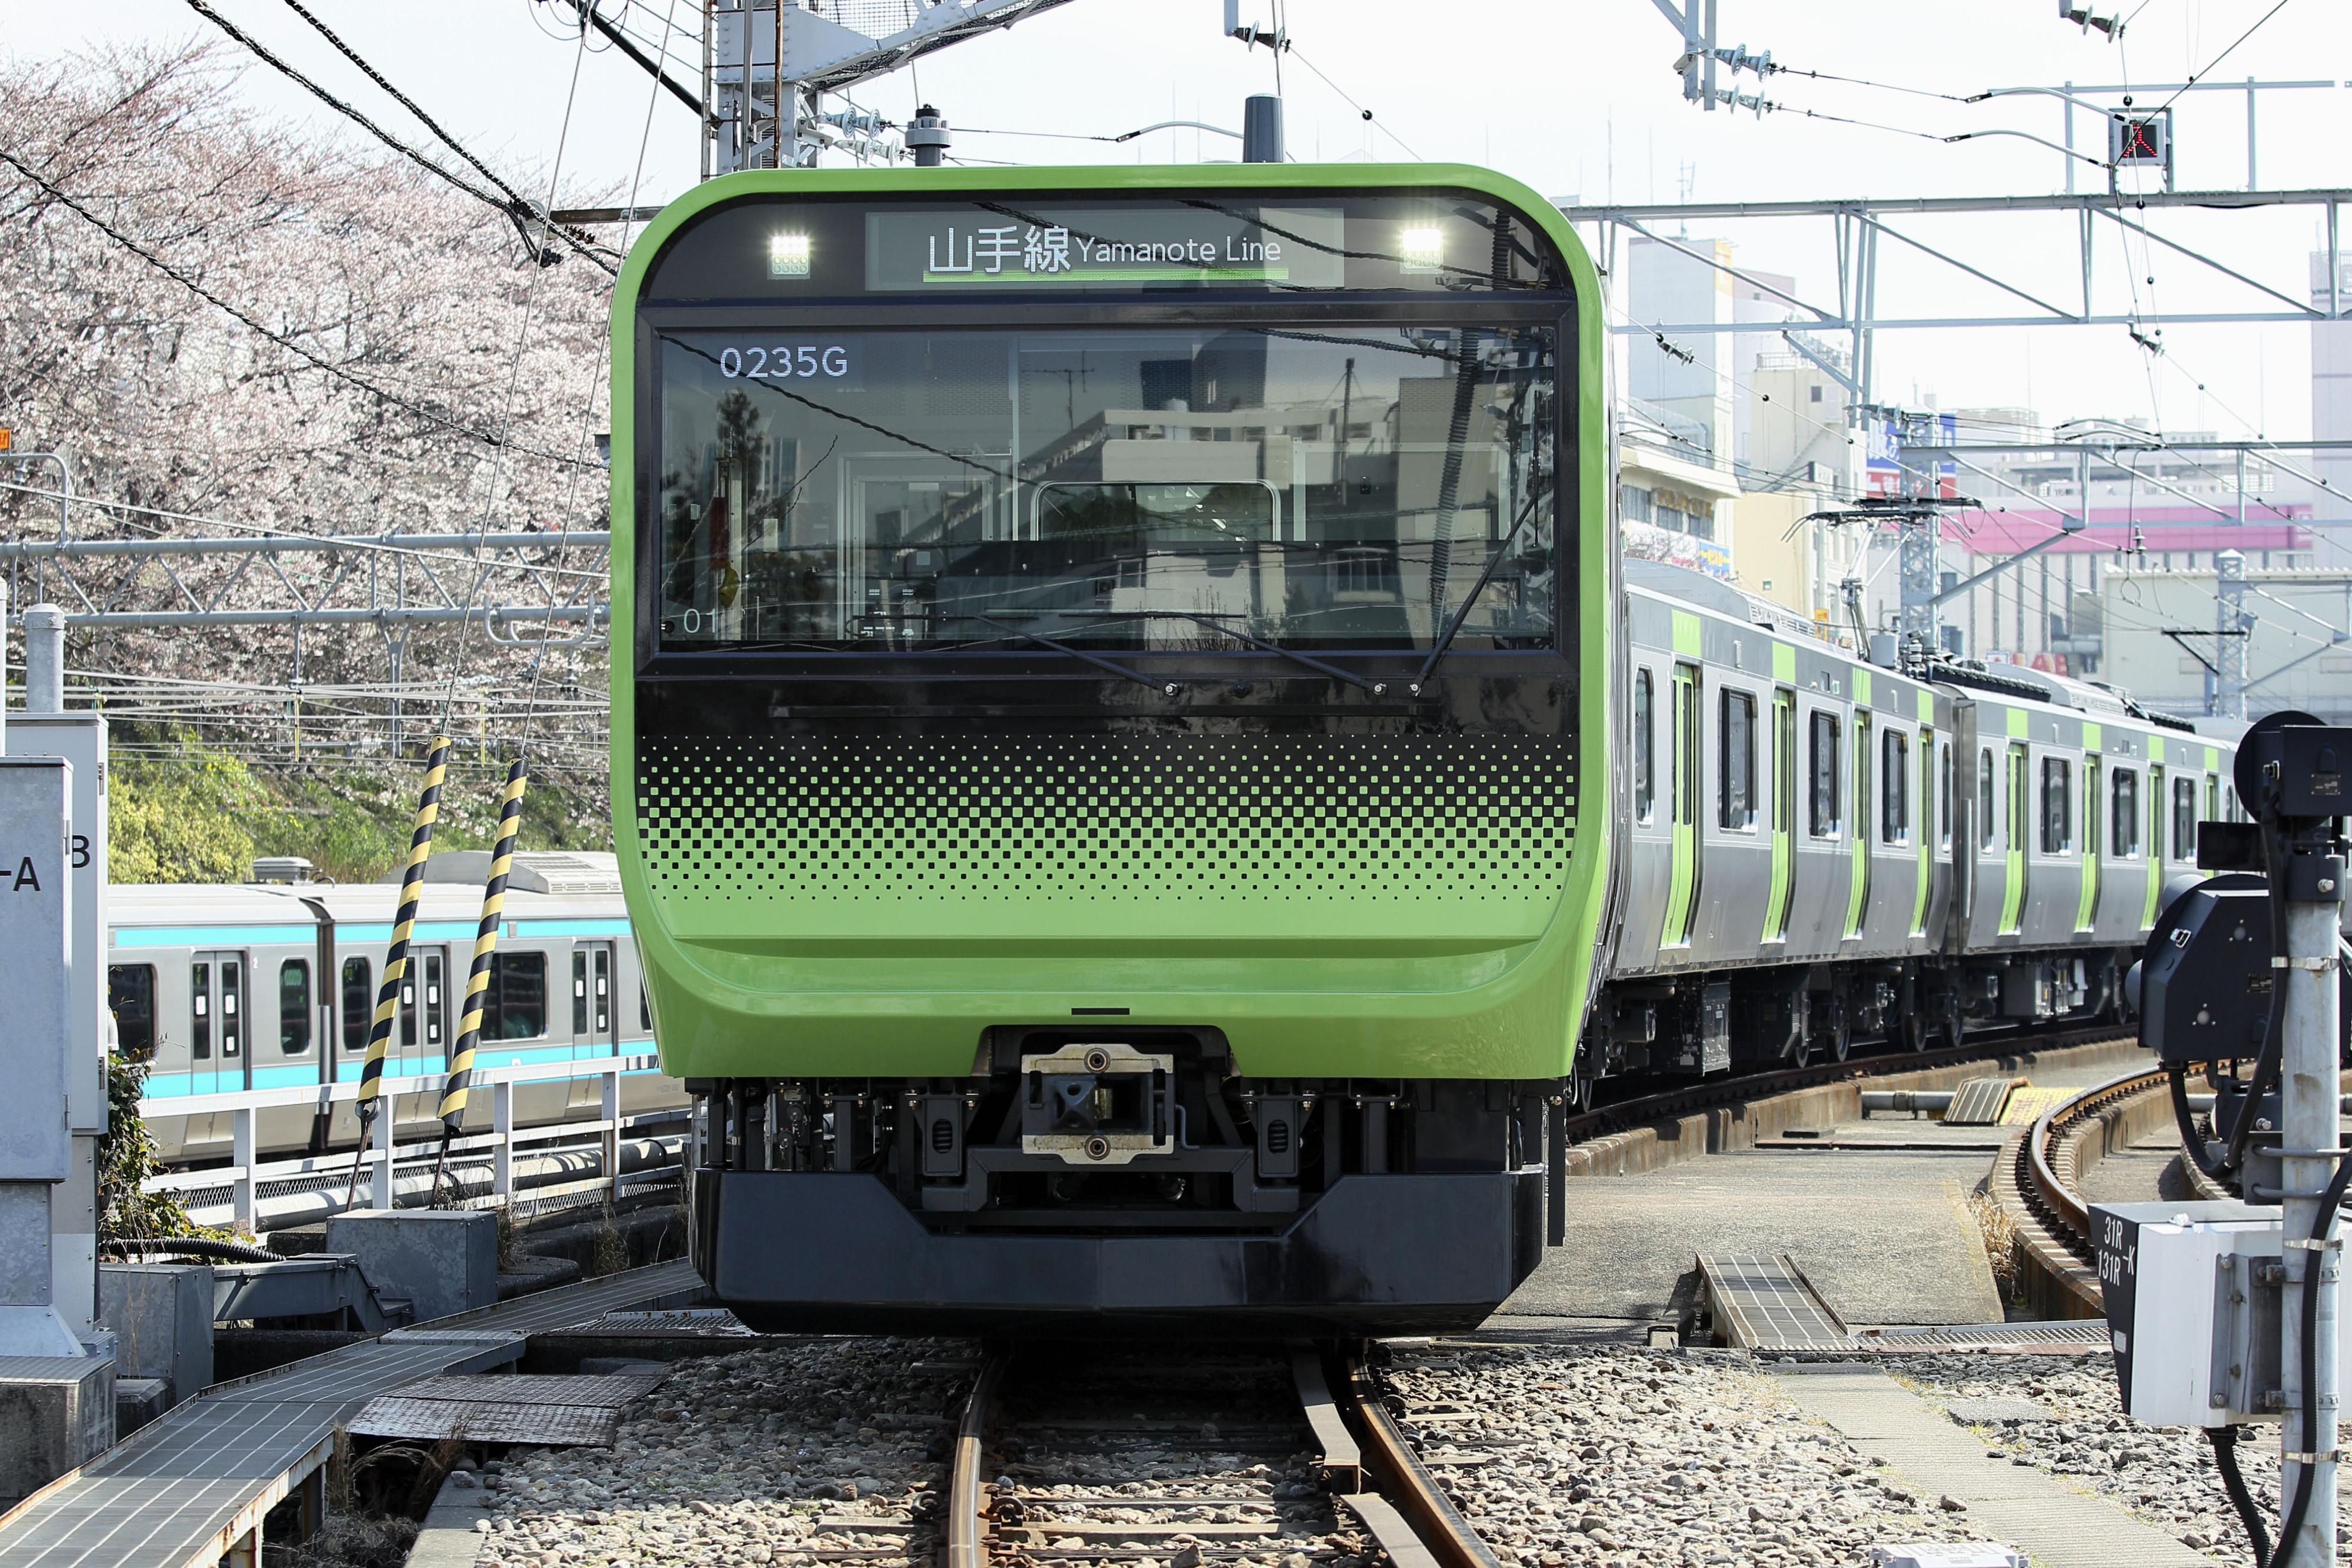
[9,0,2351,444]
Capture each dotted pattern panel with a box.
[635,734,1576,907]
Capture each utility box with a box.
[0,1355,113,1508]
[325,1209,497,1324]
[2094,1199,2289,1426]
[99,1263,213,1407]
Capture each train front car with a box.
[612,165,1608,1335]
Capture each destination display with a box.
[863,204,1348,291]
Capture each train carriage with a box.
[613,164,1615,1334]
[1589,558,2236,1091]
[111,853,678,1162]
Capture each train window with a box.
[279,960,311,1054]
[2174,776,2197,860]
[483,953,547,1040]
[654,321,1558,652]
[2208,775,2222,827]
[1672,668,1697,830]
[1938,741,1953,848]
[2040,758,2072,853]
[109,965,156,1061]
[573,951,590,1035]
[2111,770,2140,857]
[1718,689,1756,831]
[1809,712,1841,837]
[191,961,212,1058]
[220,961,242,1057]
[1881,729,1909,843]
[341,957,372,1053]
[1633,670,1655,824]
[1979,748,1995,850]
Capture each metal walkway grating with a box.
[1697,1253,1852,1351]
[1943,1076,2022,1127]
[1852,1320,2114,1353]
[0,1258,700,1568]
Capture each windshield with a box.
[652,322,1557,651]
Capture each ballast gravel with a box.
[1379,1343,1957,1567]
[1885,1351,2349,1566]
[471,1337,964,1568]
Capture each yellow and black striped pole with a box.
[430,761,528,1199]
[343,736,450,1210]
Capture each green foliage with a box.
[97,1055,202,1243]
[110,735,610,885]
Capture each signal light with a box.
[2109,112,2167,167]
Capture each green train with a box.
[612,164,1607,1332]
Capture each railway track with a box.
[1562,1020,2138,1147]
[1995,1065,2230,1316]
[945,1344,1501,1568]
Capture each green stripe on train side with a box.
[2008,706,2030,738]
[1910,685,1934,935]
[2000,740,2027,933]
[1773,642,1795,683]
[2076,723,2102,933]
[1672,610,1702,659]
[1664,662,1698,946]
[1764,686,1794,942]
[1845,699,1871,940]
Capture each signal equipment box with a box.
[2094,1200,2287,1427]
[2137,884,2273,1065]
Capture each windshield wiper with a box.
[944,615,1178,696]
[1413,482,1552,690]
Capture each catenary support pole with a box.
[433,760,528,1198]
[2280,827,2343,1567]
[344,737,450,1209]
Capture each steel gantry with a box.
[1558,185,2351,414]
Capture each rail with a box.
[1998,1066,2179,1316]
[139,1054,685,1230]
[942,1345,1504,1568]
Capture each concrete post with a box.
[0,757,76,1358]
[493,1081,514,1199]
[231,1108,255,1237]
[21,605,64,715]
[371,1120,395,1212]
[602,1070,622,1201]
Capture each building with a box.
[1618,396,1740,578]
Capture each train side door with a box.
[572,943,616,1060]
[2076,754,2102,933]
[2001,743,2029,935]
[1845,711,1872,940]
[188,951,250,1093]
[2143,763,2167,930]
[1661,663,1700,946]
[1763,687,1796,943]
[397,946,449,1076]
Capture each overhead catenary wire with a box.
[178,0,615,273]
[513,0,683,768]
[0,145,598,471]
[272,0,621,268]
[436,12,596,742]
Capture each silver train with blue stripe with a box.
[1582,561,2241,1094]
[109,851,678,1162]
